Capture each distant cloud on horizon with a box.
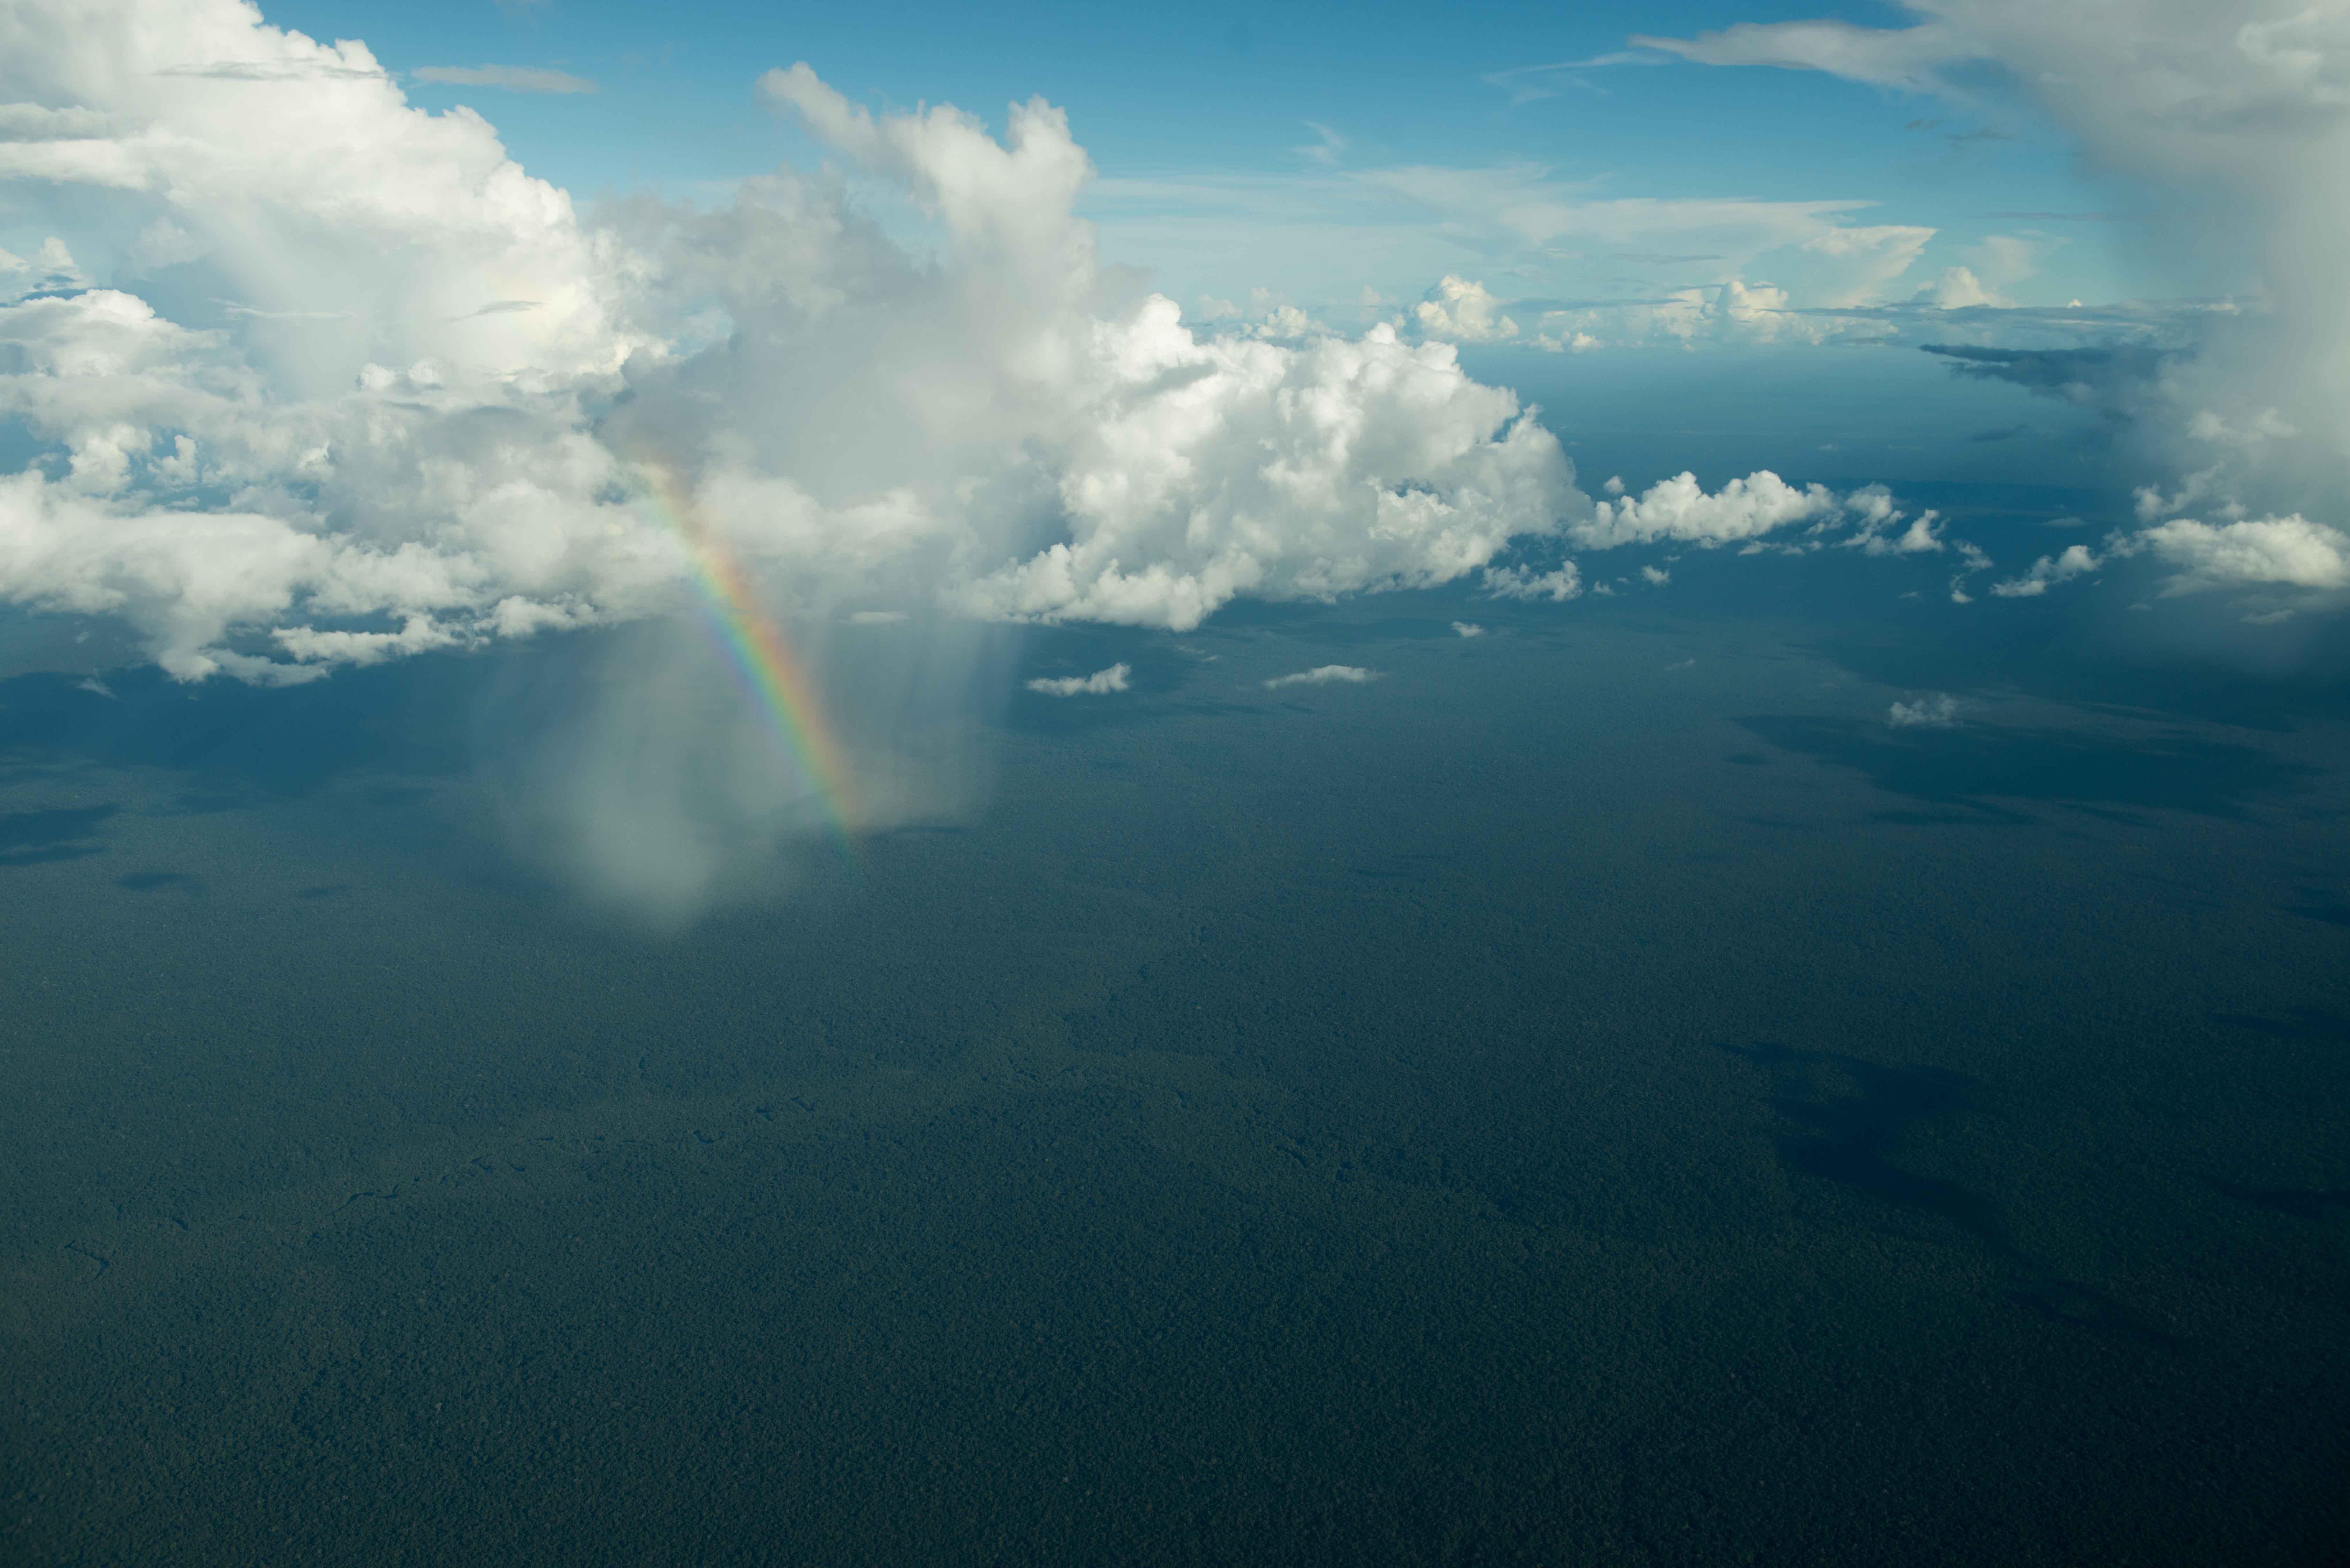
[1265,665,1376,690]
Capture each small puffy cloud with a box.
[1265,664,1376,689]
[413,65,596,94]
[1640,564,1670,584]
[1414,275,1517,343]
[1026,661,1131,696]
[1949,540,1995,603]
[1991,543,2101,597]
[1844,494,1946,556]
[1482,562,1583,601]
[1888,694,1960,729]
[1451,620,1484,637]
[1889,515,1946,552]
[1570,470,1838,549]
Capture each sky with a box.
[4,0,2350,911]
[244,0,2150,313]
[7,6,2350,1555]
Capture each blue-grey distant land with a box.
[2,0,2346,1562]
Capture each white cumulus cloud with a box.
[0,0,1983,912]
[2141,515,2350,594]
[1414,275,1518,343]
[1265,664,1376,689]
[1482,563,1583,601]
[1991,543,2101,598]
[0,0,1596,678]
[1569,470,1838,548]
[1026,661,1130,695]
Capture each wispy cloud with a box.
[1483,50,1676,103]
[1982,211,2131,222]
[214,299,348,320]
[1265,665,1376,690]
[1296,121,1347,167]
[156,60,381,81]
[413,64,595,95]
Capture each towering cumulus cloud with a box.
[1644,0,2350,614]
[0,1,1584,684]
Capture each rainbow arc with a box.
[637,465,859,847]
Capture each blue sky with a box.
[255,0,2145,314]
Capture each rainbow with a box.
[637,464,860,846]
